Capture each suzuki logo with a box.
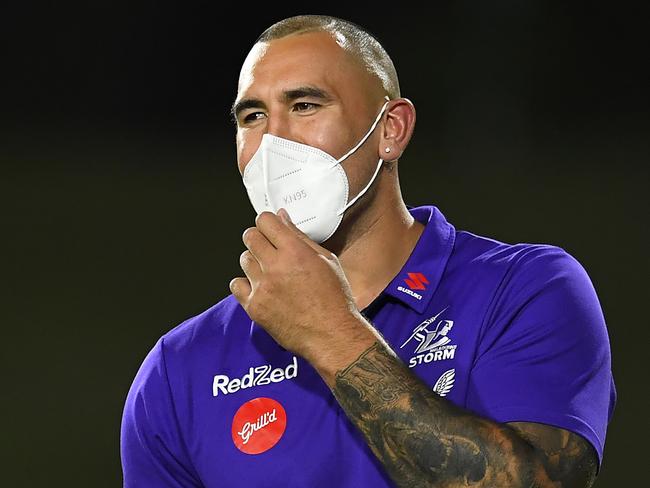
[404,272,429,291]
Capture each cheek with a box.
[236,131,260,175]
[309,122,351,160]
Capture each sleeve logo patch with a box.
[432,368,456,397]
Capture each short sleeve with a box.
[120,338,203,487]
[466,246,616,468]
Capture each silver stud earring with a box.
[384,147,391,153]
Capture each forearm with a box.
[329,340,554,488]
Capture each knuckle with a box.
[246,296,266,320]
[267,260,285,278]
[254,280,268,297]
[254,213,265,227]
[246,300,258,317]
[229,277,238,292]
[242,227,256,244]
[239,250,251,266]
[229,277,244,295]
[291,246,311,263]
[255,211,274,227]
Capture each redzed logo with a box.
[231,397,287,455]
[404,272,429,290]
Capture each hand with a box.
[229,209,372,364]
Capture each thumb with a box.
[277,208,332,257]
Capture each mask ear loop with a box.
[337,96,391,215]
[339,157,384,214]
[337,96,391,164]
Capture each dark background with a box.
[1,2,647,486]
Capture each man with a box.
[121,15,616,487]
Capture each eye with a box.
[292,102,320,113]
[241,111,266,125]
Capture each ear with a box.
[378,98,416,161]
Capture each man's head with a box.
[233,15,416,247]
[439,321,453,336]
[254,15,401,101]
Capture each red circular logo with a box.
[231,397,287,455]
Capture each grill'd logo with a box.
[231,397,287,455]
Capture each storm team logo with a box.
[433,369,456,397]
[400,307,457,368]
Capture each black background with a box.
[1,2,647,486]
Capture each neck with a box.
[324,185,424,311]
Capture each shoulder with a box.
[131,294,250,382]
[123,293,251,425]
[482,240,602,326]
[162,293,248,350]
[449,230,608,352]
[454,228,579,273]
[459,233,614,419]
[455,234,615,468]
[448,229,600,310]
[452,229,596,298]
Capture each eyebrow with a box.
[231,86,333,120]
[231,98,265,120]
[282,86,332,104]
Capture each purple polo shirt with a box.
[120,205,616,487]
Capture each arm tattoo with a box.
[332,341,597,488]
[508,422,598,487]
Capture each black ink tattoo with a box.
[508,422,598,487]
[332,341,598,488]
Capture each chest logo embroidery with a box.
[397,272,430,300]
[213,356,298,397]
[231,397,287,455]
[433,369,456,397]
[400,307,457,368]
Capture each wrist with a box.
[305,311,380,388]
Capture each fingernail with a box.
[278,208,292,224]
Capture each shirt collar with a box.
[383,205,456,314]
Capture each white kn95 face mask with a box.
[242,97,390,243]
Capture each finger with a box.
[242,227,275,265]
[277,207,333,257]
[254,211,296,249]
[239,250,262,282]
[229,277,251,305]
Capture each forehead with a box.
[237,31,376,102]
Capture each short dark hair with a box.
[256,15,400,99]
